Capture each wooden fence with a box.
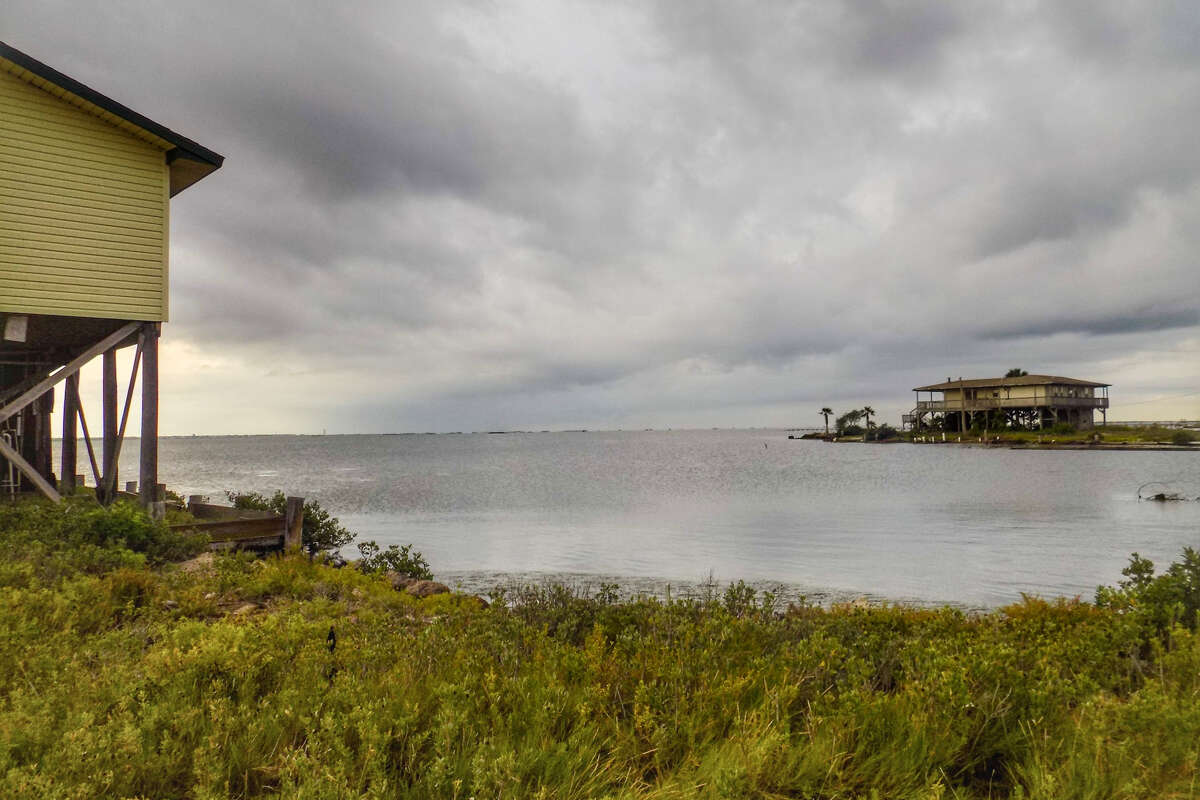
[170,495,304,552]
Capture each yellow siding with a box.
[0,66,169,321]
[1007,386,1040,401]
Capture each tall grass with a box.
[1,499,1197,798]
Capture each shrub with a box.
[226,491,354,553]
[874,423,899,440]
[4,538,1200,797]
[1170,430,1195,446]
[835,409,863,435]
[0,497,204,577]
[355,540,432,580]
[1096,548,1200,633]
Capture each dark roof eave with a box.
[0,40,224,179]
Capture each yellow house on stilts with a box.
[0,41,222,508]
[904,375,1110,432]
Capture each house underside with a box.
[0,313,159,504]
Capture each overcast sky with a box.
[4,1,1199,433]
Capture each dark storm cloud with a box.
[825,0,966,80]
[217,39,591,204]
[2,0,1198,431]
[984,309,1200,341]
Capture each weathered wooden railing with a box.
[170,495,304,552]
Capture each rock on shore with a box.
[385,571,450,598]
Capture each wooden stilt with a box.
[19,403,36,488]
[61,374,77,494]
[139,324,159,510]
[102,348,118,503]
[100,340,142,499]
[151,483,165,521]
[34,389,53,485]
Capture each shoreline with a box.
[797,435,1199,451]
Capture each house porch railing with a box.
[915,397,1108,411]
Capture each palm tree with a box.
[819,407,833,435]
[862,406,875,440]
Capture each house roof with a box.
[913,375,1110,392]
[0,40,223,196]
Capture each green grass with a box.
[907,424,1196,445]
[2,498,1199,798]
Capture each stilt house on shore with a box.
[0,41,222,506]
[904,375,1110,432]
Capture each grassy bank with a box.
[2,498,1199,798]
[906,424,1197,447]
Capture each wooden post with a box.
[61,374,78,494]
[150,483,165,521]
[19,404,36,490]
[102,348,118,502]
[139,324,159,510]
[960,379,966,432]
[34,389,54,486]
[284,496,304,551]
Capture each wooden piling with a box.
[102,348,118,502]
[61,374,77,494]
[148,483,166,521]
[139,324,159,510]
[284,496,304,550]
[33,390,54,485]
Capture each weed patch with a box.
[0,501,1196,797]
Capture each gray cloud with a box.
[984,309,1200,341]
[2,0,1198,431]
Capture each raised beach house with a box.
[0,41,222,504]
[903,375,1110,432]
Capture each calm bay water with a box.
[87,430,1198,608]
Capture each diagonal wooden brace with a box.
[0,322,139,424]
[0,434,61,502]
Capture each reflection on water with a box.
[67,430,1200,607]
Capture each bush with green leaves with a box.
[226,490,354,553]
[1096,548,1200,633]
[0,496,204,579]
[874,422,900,440]
[835,409,863,436]
[1170,429,1196,446]
[355,540,432,580]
